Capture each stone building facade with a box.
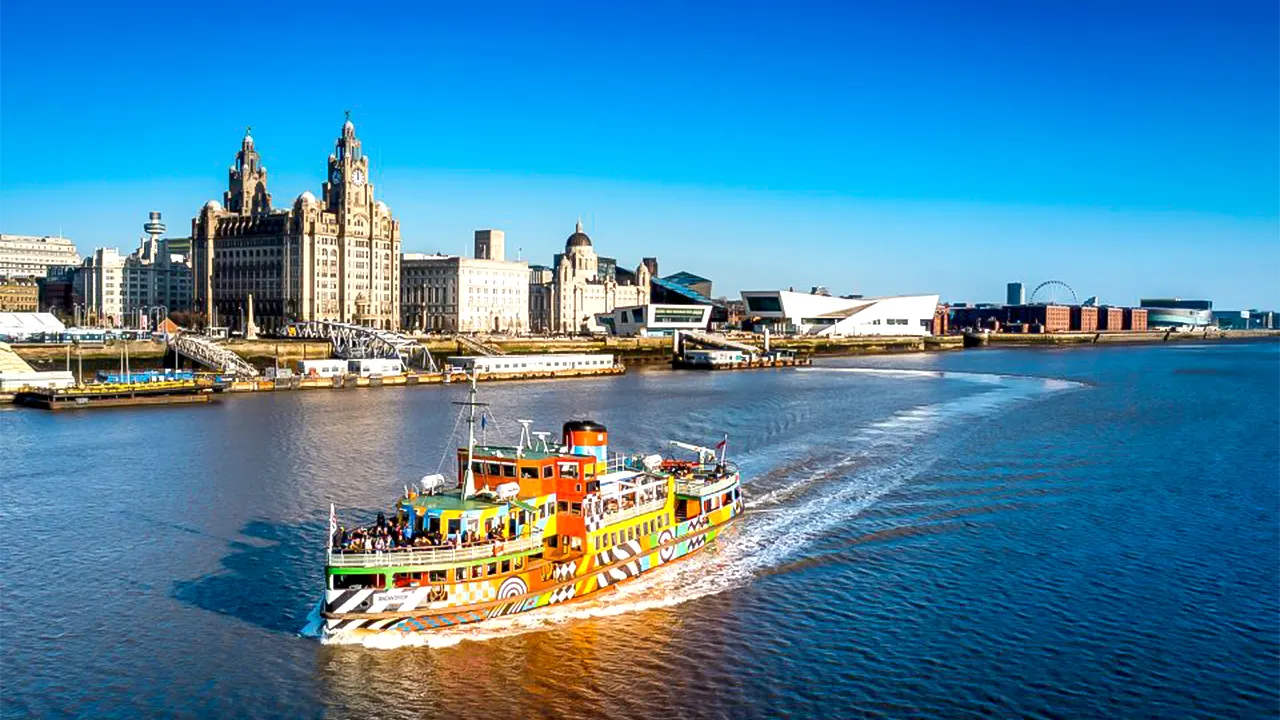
[529,220,650,333]
[0,234,81,278]
[401,230,530,333]
[192,119,401,332]
[0,276,39,312]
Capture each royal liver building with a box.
[191,118,401,331]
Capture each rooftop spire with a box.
[576,217,583,234]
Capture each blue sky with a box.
[2,1,1276,307]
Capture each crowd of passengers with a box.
[332,512,512,553]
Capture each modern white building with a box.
[401,230,530,333]
[0,234,81,278]
[596,303,712,337]
[75,248,126,326]
[740,290,941,336]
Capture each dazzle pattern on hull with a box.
[323,501,738,635]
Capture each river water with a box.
[2,342,1277,719]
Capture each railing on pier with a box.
[328,532,544,569]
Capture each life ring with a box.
[493,542,504,556]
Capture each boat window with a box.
[594,537,601,550]
[557,501,568,512]
[610,532,617,546]
[428,570,446,583]
[502,464,516,478]
[570,502,582,515]
[515,557,525,570]
[332,573,381,590]
[520,466,538,479]
[471,565,483,579]
[559,463,578,479]
[543,465,554,479]
[455,567,466,581]
[471,461,483,475]
[586,481,600,492]
[486,463,501,476]
[487,563,497,575]
[501,560,510,573]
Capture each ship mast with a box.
[453,368,487,501]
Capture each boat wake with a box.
[309,368,1084,650]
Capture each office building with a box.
[75,248,125,326]
[1007,282,1025,306]
[400,231,530,333]
[192,119,401,332]
[0,277,39,312]
[529,220,651,333]
[0,234,81,278]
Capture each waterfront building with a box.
[0,234,81,278]
[740,290,941,336]
[192,119,401,332]
[0,276,39,312]
[122,212,194,324]
[1123,307,1148,331]
[1071,305,1098,332]
[1007,282,1026,306]
[1008,304,1071,333]
[400,231,530,333]
[37,266,81,320]
[529,220,651,333]
[1097,306,1125,331]
[1140,298,1213,328]
[595,303,712,337]
[75,248,125,326]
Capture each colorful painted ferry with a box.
[321,376,742,637]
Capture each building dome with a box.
[204,200,223,211]
[565,219,592,249]
[296,190,317,205]
[375,200,389,212]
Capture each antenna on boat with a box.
[452,368,488,501]
[517,420,533,454]
[532,431,552,452]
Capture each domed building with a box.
[191,118,401,331]
[528,219,651,333]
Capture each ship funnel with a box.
[563,420,608,469]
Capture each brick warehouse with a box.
[1070,305,1098,332]
[1097,306,1124,330]
[1123,307,1148,331]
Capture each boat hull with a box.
[322,499,741,637]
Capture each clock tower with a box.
[323,113,373,209]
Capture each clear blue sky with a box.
[2,1,1276,307]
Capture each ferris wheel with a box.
[1029,280,1078,305]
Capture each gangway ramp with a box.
[289,321,436,371]
[680,331,760,355]
[169,333,260,377]
[454,335,507,356]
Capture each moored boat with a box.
[320,374,742,638]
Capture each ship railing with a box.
[675,472,739,498]
[588,496,668,527]
[328,532,544,569]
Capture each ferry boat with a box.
[320,375,742,637]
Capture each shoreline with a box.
[11,328,1278,374]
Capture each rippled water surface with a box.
[3,342,1277,718]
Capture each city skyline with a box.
[2,1,1277,308]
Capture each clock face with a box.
[352,169,366,186]
[331,169,342,184]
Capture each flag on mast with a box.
[715,434,728,463]
[328,503,337,547]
